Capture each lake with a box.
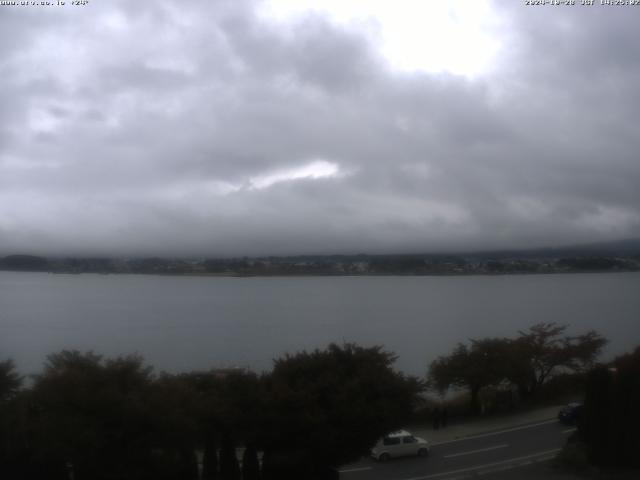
[1,271,639,377]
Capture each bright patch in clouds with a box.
[250,160,340,189]
[262,0,501,77]
[146,161,341,201]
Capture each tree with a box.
[428,338,511,414]
[512,323,607,397]
[261,343,423,479]
[28,350,158,480]
[180,369,265,479]
[241,444,260,480]
[178,372,223,480]
[0,359,22,402]
[219,433,241,480]
[427,324,607,410]
[212,372,262,480]
[0,359,25,480]
[146,372,209,480]
[581,346,640,467]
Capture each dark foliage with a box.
[0,359,23,402]
[428,323,607,413]
[581,347,640,467]
[219,433,241,480]
[25,351,158,480]
[262,343,423,473]
[241,444,260,480]
[0,343,420,479]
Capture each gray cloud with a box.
[1,0,639,256]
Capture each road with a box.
[339,419,575,480]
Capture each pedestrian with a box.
[441,407,448,428]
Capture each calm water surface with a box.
[1,272,638,376]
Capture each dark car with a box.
[558,402,583,425]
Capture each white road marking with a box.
[431,419,557,446]
[338,466,373,473]
[563,428,576,434]
[400,448,562,480]
[443,444,508,459]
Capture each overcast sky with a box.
[1,0,639,257]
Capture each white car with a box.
[371,430,430,461]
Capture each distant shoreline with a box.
[2,268,638,278]
[1,249,639,277]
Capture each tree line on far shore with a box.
[2,322,637,479]
[2,252,639,276]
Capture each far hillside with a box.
[1,238,639,276]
